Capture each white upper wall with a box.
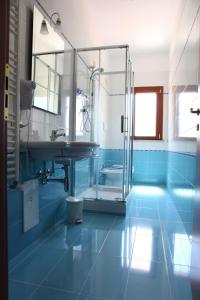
[40,0,182,55]
[168,0,200,154]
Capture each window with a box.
[32,54,62,114]
[134,86,163,140]
[175,86,198,139]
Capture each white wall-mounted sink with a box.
[20,141,99,162]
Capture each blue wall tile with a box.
[8,154,68,260]
[133,150,167,184]
[167,151,196,235]
[7,189,23,227]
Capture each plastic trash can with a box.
[66,196,83,224]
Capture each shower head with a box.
[90,67,104,80]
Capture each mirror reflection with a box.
[32,6,64,114]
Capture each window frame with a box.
[32,53,62,115]
[133,86,163,140]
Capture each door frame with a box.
[191,9,200,300]
[0,0,10,299]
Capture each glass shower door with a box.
[123,56,133,199]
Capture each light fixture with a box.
[40,19,49,35]
[40,12,62,35]
[50,12,62,32]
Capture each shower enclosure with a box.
[73,45,133,214]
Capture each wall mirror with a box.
[32,6,64,114]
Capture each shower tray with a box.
[79,185,126,215]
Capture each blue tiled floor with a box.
[9,185,193,300]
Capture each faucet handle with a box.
[55,128,65,133]
[50,128,66,141]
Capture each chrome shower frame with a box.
[74,45,134,214]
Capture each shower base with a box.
[79,185,126,215]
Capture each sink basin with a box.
[20,141,99,162]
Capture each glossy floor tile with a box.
[30,286,77,300]
[125,260,171,300]
[9,281,36,300]
[43,249,97,293]
[100,228,136,258]
[80,255,129,300]
[9,185,193,300]
[74,227,108,253]
[132,230,164,263]
[10,245,66,285]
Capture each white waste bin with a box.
[66,196,83,224]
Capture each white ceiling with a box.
[40,0,183,55]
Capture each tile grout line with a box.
[26,215,99,299]
[27,248,69,300]
[157,196,173,300]
[10,279,41,288]
[25,214,115,300]
[22,218,95,299]
[122,216,138,300]
[9,221,65,274]
[75,216,118,300]
[11,214,92,298]
[169,166,195,188]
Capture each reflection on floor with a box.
[9,185,193,300]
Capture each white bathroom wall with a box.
[19,0,74,142]
[166,0,200,274]
[168,0,200,154]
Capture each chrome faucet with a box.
[50,128,66,141]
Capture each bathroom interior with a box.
[2,0,200,299]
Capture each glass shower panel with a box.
[62,46,75,138]
[123,58,133,197]
[77,50,100,71]
[74,54,95,199]
[74,46,133,210]
[75,55,91,141]
[96,71,125,201]
[100,48,126,73]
